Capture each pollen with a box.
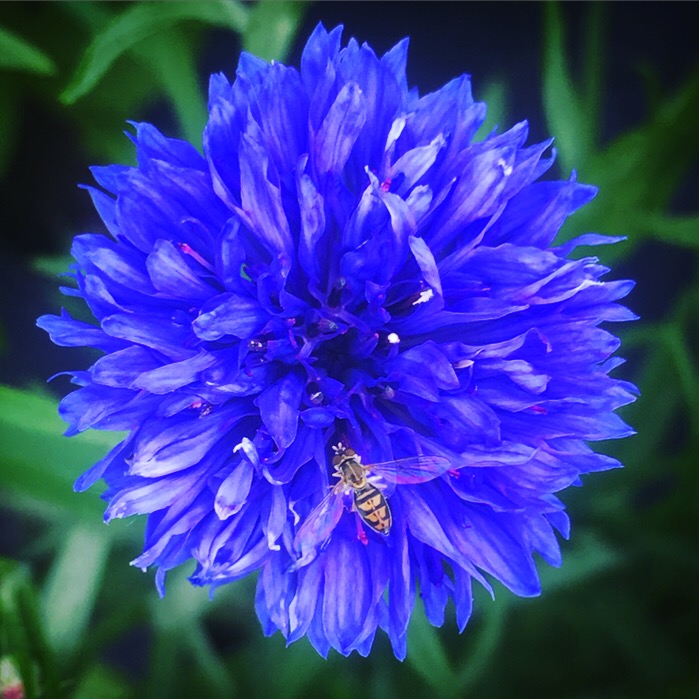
[412,288,434,305]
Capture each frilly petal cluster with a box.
[38,24,637,659]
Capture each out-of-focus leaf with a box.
[406,606,460,697]
[70,664,131,699]
[662,324,699,433]
[542,2,591,173]
[0,386,123,521]
[559,65,699,251]
[634,213,699,249]
[61,0,249,104]
[0,560,62,699]
[42,524,111,661]
[611,334,679,468]
[581,1,606,150]
[539,531,621,591]
[146,567,234,699]
[31,254,73,278]
[136,28,207,146]
[182,625,232,699]
[0,77,18,176]
[456,597,507,692]
[249,636,323,699]
[474,79,508,142]
[242,0,307,62]
[0,25,56,75]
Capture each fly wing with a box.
[369,455,451,485]
[292,486,344,569]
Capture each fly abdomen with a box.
[354,484,392,535]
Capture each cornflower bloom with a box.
[38,24,637,658]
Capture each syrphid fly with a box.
[293,443,450,568]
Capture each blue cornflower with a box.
[38,24,637,659]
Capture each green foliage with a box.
[59,0,248,105]
[0,25,55,75]
[1,2,698,697]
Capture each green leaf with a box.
[662,323,699,434]
[581,1,606,150]
[455,597,508,692]
[70,664,132,699]
[0,560,62,699]
[0,25,56,75]
[474,79,509,142]
[42,524,111,661]
[542,2,591,173]
[406,606,460,696]
[539,531,621,592]
[242,0,307,63]
[558,65,699,251]
[0,77,18,176]
[0,385,123,521]
[61,0,249,104]
[31,254,73,278]
[136,28,207,146]
[633,213,699,249]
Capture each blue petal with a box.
[237,132,293,256]
[255,372,304,450]
[91,346,160,387]
[133,351,216,394]
[37,310,127,352]
[82,186,119,237]
[301,23,343,97]
[102,312,194,360]
[322,534,372,653]
[105,469,203,520]
[214,458,254,519]
[72,234,155,295]
[295,157,326,289]
[74,437,130,492]
[130,408,246,477]
[146,239,215,301]
[426,394,501,449]
[192,293,267,341]
[314,81,367,175]
[58,385,138,435]
[454,504,541,597]
[485,177,597,248]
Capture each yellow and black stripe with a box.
[354,485,392,534]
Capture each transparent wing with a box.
[292,485,344,568]
[368,455,451,485]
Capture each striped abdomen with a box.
[353,484,391,535]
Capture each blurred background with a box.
[1,2,697,697]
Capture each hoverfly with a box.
[293,443,450,568]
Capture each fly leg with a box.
[354,510,368,545]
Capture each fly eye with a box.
[332,455,341,466]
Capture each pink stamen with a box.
[380,178,392,192]
[448,469,460,479]
[356,516,368,545]
[178,242,215,272]
[530,405,548,414]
